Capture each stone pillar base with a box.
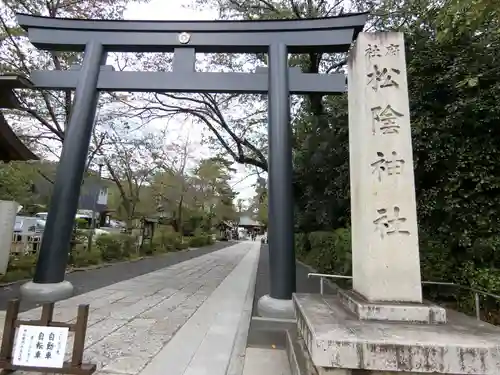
[20,280,74,303]
[338,289,447,324]
[257,294,295,319]
[294,293,500,375]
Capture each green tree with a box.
[437,0,499,40]
[249,176,268,227]
[97,119,161,230]
[150,135,198,234]
[0,161,36,204]
[192,157,238,227]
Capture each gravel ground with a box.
[0,241,236,312]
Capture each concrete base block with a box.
[257,294,295,320]
[294,293,500,375]
[338,289,447,324]
[20,280,74,303]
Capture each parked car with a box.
[34,212,48,221]
[14,216,46,234]
[108,219,125,228]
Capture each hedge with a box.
[295,229,500,324]
[1,230,218,283]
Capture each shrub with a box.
[116,234,136,257]
[95,234,123,261]
[206,234,215,246]
[75,218,89,229]
[151,236,167,253]
[1,269,31,282]
[154,226,184,252]
[139,241,154,255]
[72,250,102,267]
[450,260,500,323]
[419,238,455,283]
[188,233,213,248]
[306,229,352,285]
[72,229,88,245]
[8,254,37,275]
[295,233,310,261]
[300,228,500,325]
[188,236,206,248]
[164,233,183,250]
[177,241,189,250]
[1,254,37,283]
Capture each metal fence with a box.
[307,272,500,322]
[10,233,42,255]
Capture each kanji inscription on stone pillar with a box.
[348,32,422,303]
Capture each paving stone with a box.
[139,243,259,375]
[152,287,178,298]
[84,318,129,347]
[118,295,149,304]
[51,306,83,322]
[101,355,152,374]
[138,292,191,319]
[128,318,157,328]
[7,242,256,375]
[18,306,42,320]
[86,311,110,326]
[149,315,189,337]
[109,296,166,320]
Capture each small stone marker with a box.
[12,325,69,368]
[348,32,422,303]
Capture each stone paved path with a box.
[10,241,260,375]
[0,241,235,312]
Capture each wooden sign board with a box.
[13,325,69,368]
[0,299,96,375]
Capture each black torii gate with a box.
[17,13,367,317]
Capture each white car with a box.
[14,216,46,234]
[34,212,48,221]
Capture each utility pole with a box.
[87,162,104,252]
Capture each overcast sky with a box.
[123,1,259,203]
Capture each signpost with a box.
[13,325,69,368]
[0,299,95,375]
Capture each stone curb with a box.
[227,243,261,375]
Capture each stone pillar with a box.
[292,33,499,375]
[348,32,422,303]
[0,200,19,274]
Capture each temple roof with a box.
[0,74,38,162]
[239,216,262,227]
[0,112,38,162]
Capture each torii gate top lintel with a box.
[16,13,368,54]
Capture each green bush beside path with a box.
[1,230,217,284]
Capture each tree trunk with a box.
[177,196,184,236]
